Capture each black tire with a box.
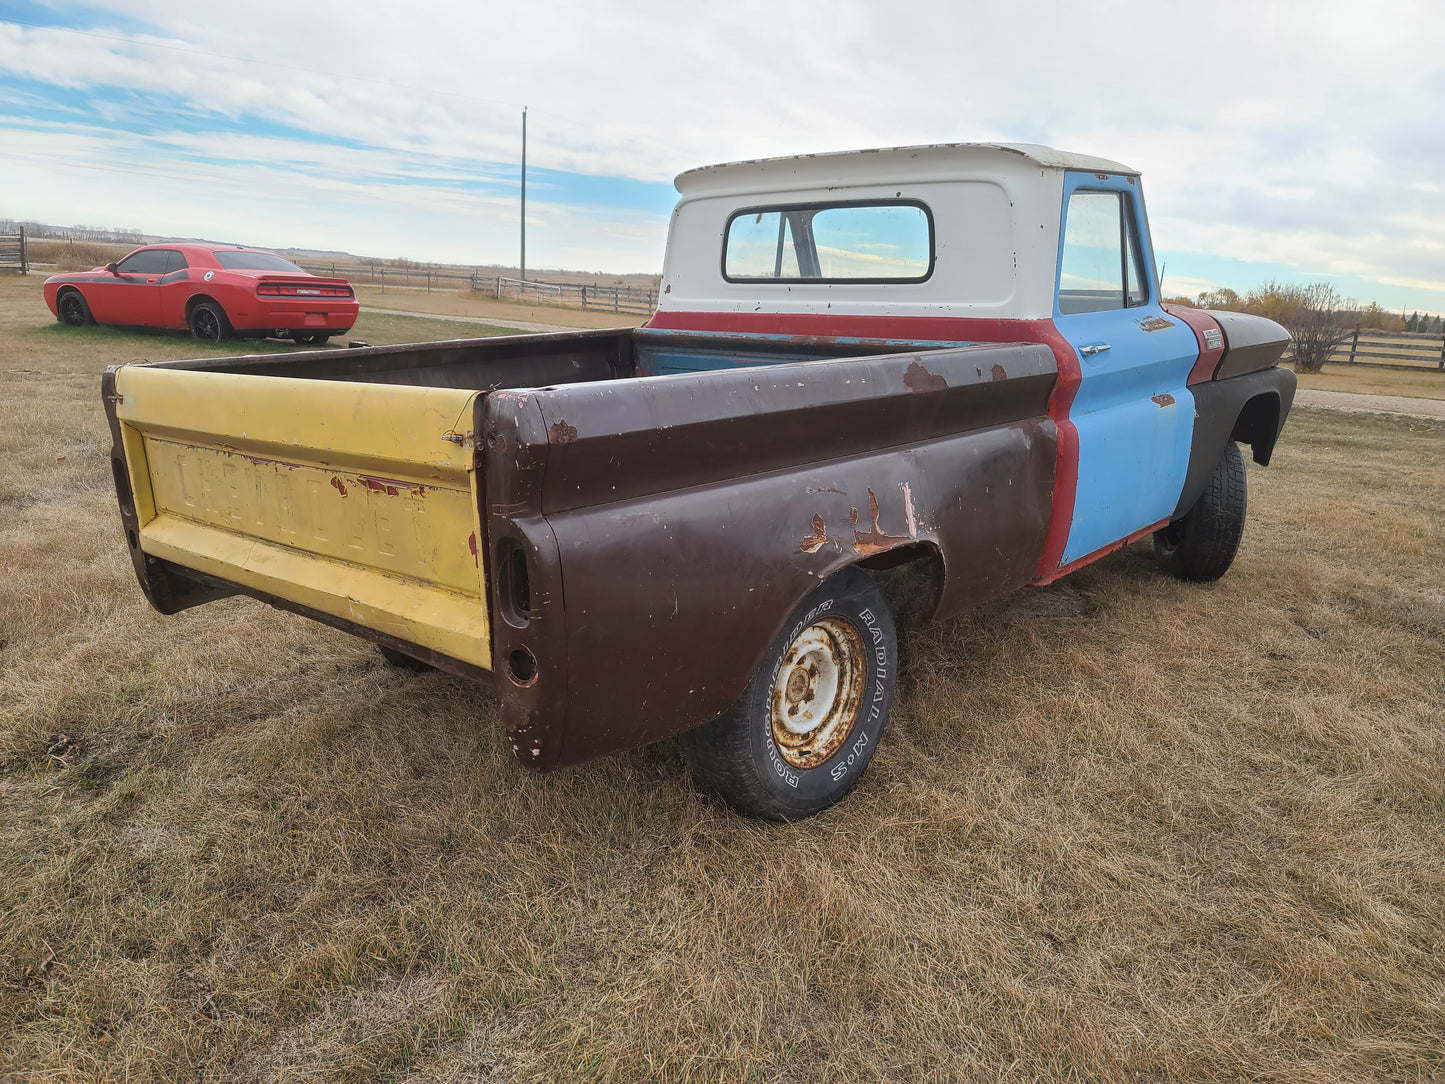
[679,567,897,820]
[188,301,232,342]
[292,334,330,346]
[57,289,94,327]
[377,645,431,671]
[1154,441,1248,581]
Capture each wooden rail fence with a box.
[482,276,658,315]
[292,260,659,316]
[1328,327,1445,372]
[0,229,28,274]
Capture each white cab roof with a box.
[675,143,1137,196]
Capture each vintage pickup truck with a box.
[102,144,1294,819]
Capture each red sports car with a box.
[44,243,359,345]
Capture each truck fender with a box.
[1173,367,1297,520]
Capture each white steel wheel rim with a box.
[769,616,866,770]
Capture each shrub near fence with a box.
[0,229,28,274]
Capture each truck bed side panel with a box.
[484,342,1059,768]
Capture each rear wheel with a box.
[1154,441,1248,582]
[57,289,93,326]
[189,301,231,342]
[679,567,897,820]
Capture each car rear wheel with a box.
[189,301,232,342]
[679,567,897,820]
[57,289,94,327]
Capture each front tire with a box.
[57,289,94,326]
[679,567,897,820]
[1154,441,1247,581]
[189,301,232,342]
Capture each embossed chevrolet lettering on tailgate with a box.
[145,438,473,591]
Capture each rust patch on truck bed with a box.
[548,420,578,445]
[799,513,830,553]
[358,476,427,497]
[1151,393,1176,408]
[903,360,948,393]
[853,489,912,556]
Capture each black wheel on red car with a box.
[678,567,897,820]
[57,289,94,327]
[189,301,232,342]
[1154,441,1248,582]
[292,334,330,346]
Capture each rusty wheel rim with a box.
[769,616,866,770]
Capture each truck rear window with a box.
[723,200,933,283]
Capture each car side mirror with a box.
[106,262,119,274]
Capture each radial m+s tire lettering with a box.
[189,300,232,342]
[679,566,898,821]
[1154,440,1248,582]
[58,289,94,327]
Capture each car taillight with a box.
[256,282,354,298]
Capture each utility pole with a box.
[520,107,527,282]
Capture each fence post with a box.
[427,271,431,294]
[1438,330,1444,372]
[19,226,26,275]
[1348,324,1360,365]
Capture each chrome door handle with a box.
[1079,343,1111,357]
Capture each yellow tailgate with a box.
[113,365,490,668]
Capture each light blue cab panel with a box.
[1053,172,1200,566]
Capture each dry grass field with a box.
[1,271,1442,1082]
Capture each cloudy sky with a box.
[3,0,1443,312]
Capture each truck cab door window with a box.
[1058,191,1148,313]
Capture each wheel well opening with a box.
[1231,393,1282,466]
[186,295,219,318]
[858,542,945,631]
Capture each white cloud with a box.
[1,0,1444,300]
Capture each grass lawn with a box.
[1,272,1442,1082]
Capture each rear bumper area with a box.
[244,300,358,334]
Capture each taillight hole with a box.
[111,457,135,517]
[497,539,532,628]
[507,647,538,686]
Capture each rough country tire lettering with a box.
[679,568,897,820]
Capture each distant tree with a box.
[1245,281,1353,374]
[1197,287,1243,310]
